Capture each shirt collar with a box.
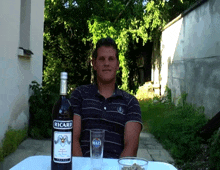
[93,83,123,98]
[113,84,123,97]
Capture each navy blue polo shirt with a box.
[69,84,142,159]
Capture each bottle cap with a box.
[61,72,68,79]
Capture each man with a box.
[70,37,142,158]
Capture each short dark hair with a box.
[92,37,119,60]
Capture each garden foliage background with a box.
[27,0,220,169]
[2,1,220,168]
[35,0,198,139]
[43,0,197,93]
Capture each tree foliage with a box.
[86,0,169,91]
[44,0,92,93]
[43,0,198,93]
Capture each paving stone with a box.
[152,153,175,163]
[143,139,161,146]
[37,140,51,154]
[18,138,45,150]
[139,132,154,138]
[151,154,170,162]
[161,150,175,163]
[138,132,175,165]
[165,156,175,164]
[35,151,51,156]
[147,149,163,156]
[137,149,153,161]
[148,149,175,163]
[138,142,146,149]
[145,144,163,149]
[0,149,37,170]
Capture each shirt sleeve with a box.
[126,96,143,129]
[69,87,82,117]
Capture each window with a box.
[19,0,31,51]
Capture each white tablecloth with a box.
[10,156,177,170]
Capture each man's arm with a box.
[72,114,83,156]
[120,122,142,157]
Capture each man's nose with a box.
[104,59,109,65]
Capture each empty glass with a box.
[90,129,105,170]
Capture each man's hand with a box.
[72,114,83,156]
[120,122,142,157]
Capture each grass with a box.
[139,99,207,167]
[139,100,175,131]
[135,83,211,169]
[0,127,28,162]
[138,96,220,169]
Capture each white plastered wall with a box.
[0,0,44,144]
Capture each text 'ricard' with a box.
[53,120,73,129]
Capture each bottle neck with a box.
[60,79,67,95]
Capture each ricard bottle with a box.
[51,72,73,170]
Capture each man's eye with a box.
[109,57,114,61]
[99,57,105,61]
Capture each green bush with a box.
[0,147,3,162]
[165,86,172,103]
[139,89,208,168]
[0,127,28,162]
[29,81,60,139]
[209,130,220,169]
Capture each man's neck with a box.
[97,81,115,99]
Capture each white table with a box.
[10,156,177,170]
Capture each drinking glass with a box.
[118,157,148,170]
[90,129,105,170]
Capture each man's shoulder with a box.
[117,88,137,102]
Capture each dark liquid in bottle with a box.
[51,95,73,170]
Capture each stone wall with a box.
[154,0,220,118]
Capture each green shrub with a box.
[209,130,220,169]
[0,147,3,162]
[0,127,28,162]
[29,81,60,139]
[139,91,208,168]
[165,86,172,102]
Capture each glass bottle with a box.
[51,72,73,170]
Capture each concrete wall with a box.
[0,0,44,144]
[157,0,220,118]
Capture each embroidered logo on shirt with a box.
[117,107,124,114]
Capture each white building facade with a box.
[0,0,45,144]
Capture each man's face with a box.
[93,46,119,84]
